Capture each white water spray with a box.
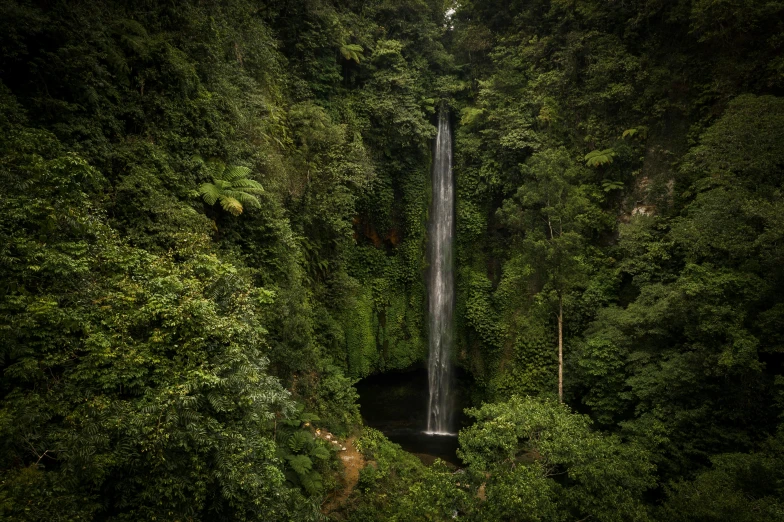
[426,107,455,436]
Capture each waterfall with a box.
[426,107,455,436]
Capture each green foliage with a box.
[288,431,314,453]
[601,179,625,192]
[4,0,784,518]
[450,4,784,518]
[342,284,378,378]
[305,363,361,437]
[460,106,486,126]
[275,407,335,497]
[461,267,502,349]
[347,428,471,521]
[459,396,655,522]
[660,430,784,522]
[680,95,784,186]
[288,454,313,475]
[584,148,617,167]
[340,44,365,64]
[622,127,647,140]
[197,159,264,216]
[0,118,318,520]
[573,93,784,484]
[356,463,379,492]
[0,0,449,517]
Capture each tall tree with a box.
[498,148,606,401]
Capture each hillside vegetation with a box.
[1,1,783,520]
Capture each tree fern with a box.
[585,148,616,167]
[602,180,625,192]
[287,454,313,475]
[287,431,312,453]
[310,444,330,461]
[622,126,647,140]
[222,165,251,181]
[196,158,264,216]
[300,470,323,496]
[340,44,364,63]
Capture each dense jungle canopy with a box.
[1,0,783,520]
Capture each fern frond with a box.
[310,445,330,460]
[220,197,243,215]
[116,18,148,37]
[300,412,320,423]
[199,183,220,205]
[585,148,616,167]
[622,126,647,140]
[287,431,312,453]
[287,454,313,475]
[230,178,264,192]
[214,179,232,190]
[225,191,261,209]
[340,44,365,64]
[223,165,252,181]
[196,161,264,216]
[300,470,323,495]
[602,180,625,192]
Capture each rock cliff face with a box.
[622,109,690,222]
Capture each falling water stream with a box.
[355,107,465,465]
[426,107,455,436]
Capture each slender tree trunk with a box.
[558,294,563,403]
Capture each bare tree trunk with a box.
[558,294,563,403]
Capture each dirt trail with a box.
[322,436,364,514]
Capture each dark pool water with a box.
[355,367,470,466]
